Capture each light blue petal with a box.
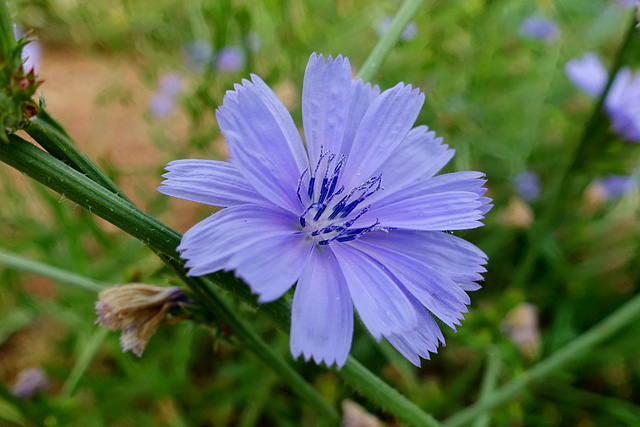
[375,171,487,206]
[364,191,486,231]
[158,159,267,207]
[361,230,488,286]
[178,205,299,277]
[216,75,309,212]
[385,300,445,367]
[339,80,380,157]
[228,232,312,302]
[350,240,470,329]
[331,244,418,340]
[302,54,354,167]
[342,83,424,188]
[373,125,454,193]
[290,246,353,368]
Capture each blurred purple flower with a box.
[148,93,175,119]
[216,47,245,73]
[377,17,418,41]
[148,73,183,119]
[513,170,541,202]
[590,175,637,201]
[519,15,560,42]
[565,53,640,142]
[606,68,640,142]
[158,73,183,97]
[183,40,213,73]
[13,25,41,73]
[12,367,49,399]
[159,53,491,368]
[565,53,608,97]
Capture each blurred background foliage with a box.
[1,0,639,425]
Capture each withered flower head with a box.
[95,284,191,356]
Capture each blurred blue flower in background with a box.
[377,16,417,41]
[13,25,41,73]
[566,53,640,142]
[565,53,608,97]
[148,73,183,119]
[159,53,491,368]
[12,367,49,399]
[183,40,214,73]
[589,174,638,201]
[148,93,176,119]
[216,46,245,73]
[518,15,560,42]
[513,170,541,202]
[157,73,183,97]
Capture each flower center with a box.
[296,149,385,245]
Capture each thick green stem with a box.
[340,357,441,427]
[357,0,425,82]
[443,292,640,427]
[0,0,15,62]
[26,111,134,204]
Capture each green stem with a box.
[471,346,501,427]
[180,274,339,423]
[61,328,109,398]
[25,110,134,204]
[511,15,640,289]
[0,0,15,62]
[357,0,425,82]
[443,292,640,427]
[340,357,441,427]
[0,247,105,293]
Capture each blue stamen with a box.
[297,168,309,203]
[297,151,384,245]
[307,176,315,199]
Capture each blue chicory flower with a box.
[518,15,560,42]
[216,46,246,73]
[513,170,541,202]
[565,53,640,143]
[159,54,491,367]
